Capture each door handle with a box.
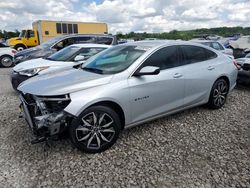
[173,73,183,78]
[207,66,215,70]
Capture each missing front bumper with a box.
[19,94,73,144]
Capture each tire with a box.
[207,78,229,109]
[69,105,121,153]
[0,55,13,68]
[14,44,26,51]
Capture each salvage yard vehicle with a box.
[229,35,250,58]
[6,20,108,51]
[0,43,16,67]
[235,57,250,84]
[191,39,233,56]
[18,41,238,153]
[13,34,117,65]
[11,44,110,90]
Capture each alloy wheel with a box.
[75,112,116,150]
[1,56,12,67]
[213,80,228,107]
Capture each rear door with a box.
[128,46,185,123]
[180,45,219,107]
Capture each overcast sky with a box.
[0,0,250,34]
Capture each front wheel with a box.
[0,55,13,67]
[69,106,121,153]
[207,78,229,109]
[14,44,26,51]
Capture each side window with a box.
[27,30,35,38]
[29,30,35,37]
[53,38,74,50]
[212,42,224,50]
[63,38,74,47]
[73,24,78,34]
[97,37,113,45]
[205,49,217,60]
[56,23,62,34]
[62,23,67,34]
[76,48,106,61]
[68,24,73,34]
[74,37,95,43]
[142,46,179,70]
[181,45,208,64]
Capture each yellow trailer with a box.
[7,20,108,51]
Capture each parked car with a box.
[229,36,250,58]
[13,34,117,64]
[191,39,233,56]
[235,54,250,84]
[0,43,16,67]
[18,41,238,153]
[235,53,250,66]
[11,44,110,90]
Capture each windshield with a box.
[82,45,147,74]
[40,36,66,48]
[46,45,81,61]
[19,30,26,38]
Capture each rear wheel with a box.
[69,105,121,153]
[0,55,13,68]
[14,44,26,51]
[207,78,229,109]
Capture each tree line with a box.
[117,26,250,40]
[0,30,20,39]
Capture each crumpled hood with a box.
[18,68,113,96]
[13,58,54,72]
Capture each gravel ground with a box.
[0,68,250,187]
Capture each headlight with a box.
[18,67,49,77]
[15,55,25,60]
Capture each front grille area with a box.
[43,100,71,113]
[22,93,71,114]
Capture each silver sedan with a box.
[18,40,238,153]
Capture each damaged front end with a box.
[19,93,73,144]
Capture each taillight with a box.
[233,60,241,70]
[12,50,17,55]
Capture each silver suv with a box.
[18,41,238,153]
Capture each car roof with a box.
[189,39,219,43]
[120,40,211,48]
[60,34,115,38]
[70,43,111,48]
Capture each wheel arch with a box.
[0,54,13,59]
[72,100,126,130]
[216,75,230,88]
[14,43,27,49]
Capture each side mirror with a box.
[134,66,160,76]
[74,55,85,62]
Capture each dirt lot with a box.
[0,68,249,187]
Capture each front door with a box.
[128,46,185,123]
